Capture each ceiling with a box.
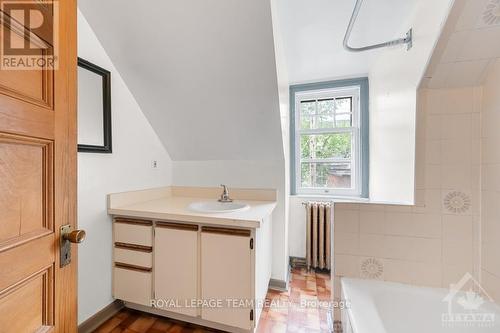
[273,0,417,84]
[78,0,284,161]
[423,0,500,88]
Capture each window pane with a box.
[335,113,352,127]
[317,99,334,115]
[301,162,352,189]
[300,115,334,129]
[300,100,316,116]
[335,97,352,113]
[300,133,352,159]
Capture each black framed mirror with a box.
[77,57,112,153]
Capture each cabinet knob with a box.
[63,229,86,243]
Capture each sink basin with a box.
[188,201,250,213]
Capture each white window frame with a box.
[294,86,362,197]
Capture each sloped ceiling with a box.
[78,0,283,161]
[423,0,500,88]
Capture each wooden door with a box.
[154,222,198,317]
[200,227,253,330]
[0,0,77,332]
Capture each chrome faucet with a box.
[218,184,233,203]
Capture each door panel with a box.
[154,224,198,317]
[201,230,252,330]
[0,266,53,333]
[0,0,77,331]
[0,133,53,243]
[0,9,54,108]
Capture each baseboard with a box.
[78,300,124,333]
[268,278,288,291]
[289,256,306,268]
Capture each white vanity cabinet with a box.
[112,216,271,333]
[200,227,253,330]
[154,222,199,317]
[112,218,153,307]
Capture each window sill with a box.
[289,194,413,206]
[290,194,369,203]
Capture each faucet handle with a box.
[218,184,232,202]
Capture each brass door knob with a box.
[63,229,86,243]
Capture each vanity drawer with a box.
[114,244,152,268]
[113,265,152,306]
[114,219,152,246]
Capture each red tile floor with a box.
[94,267,332,333]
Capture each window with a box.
[290,78,368,197]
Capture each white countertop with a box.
[107,187,277,229]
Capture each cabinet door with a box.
[154,223,198,316]
[201,228,253,330]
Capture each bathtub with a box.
[341,278,500,333]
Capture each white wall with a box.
[77,10,173,324]
[480,59,500,303]
[368,0,453,203]
[172,160,288,281]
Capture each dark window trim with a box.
[289,77,369,198]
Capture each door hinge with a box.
[250,238,254,250]
[250,309,254,321]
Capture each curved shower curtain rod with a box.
[343,0,413,52]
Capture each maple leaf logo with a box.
[457,290,485,310]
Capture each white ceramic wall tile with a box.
[383,259,414,284]
[414,238,442,264]
[442,214,474,241]
[334,210,359,233]
[425,140,441,165]
[425,165,442,189]
[443,238,474,266]
[333,84,486,291]
[385,212,414,236]
[481,138,500,164]
[440,164,472,189]
[443,263,475,288]
[481,270,500,303]
[335,232,360,255]
[359,234,386,258]
[426,115,443,139]
[441,88,475,114]
[441,139,472,165]
[457,27,500,62]
[446,59,491,88]
[334,254,360,277]
[412,213,442,238]
[482,242,500,277]
[412,262,442,288]
[442,113,472,139]
[384,236,418,261]
[359,211,386,234]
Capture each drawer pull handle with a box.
[114,218,153,226]
[156,221,199,231]
[114,242,152,253]
[115,262,152,273]
[201,226,251,237]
